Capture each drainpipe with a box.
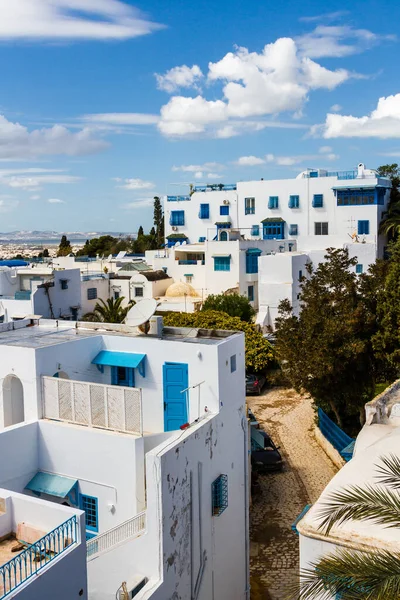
[191,462,207,600]
[241,416,250,600]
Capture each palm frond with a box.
[317,484,400,534]
[286,548,400,600]
[376,454,400,489]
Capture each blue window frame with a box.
[114,291,120,299]
[337,189,381,205]
[299,270,303,280]
[248,285,254,302]
[268,196,279,209]
[356,264,363,274]
[87,288,97,300]
[246,249,261,273]
[358,220,370,235]
[230,355,236,372]
[80,494,98,532]
[289,224,298,236]
[170,210,185,226]
[312,194,324,208]
[263,221,284,240]
[212,474,228,516]
[220,205,229,216]
[245,197,255,215]
[213,256,230,271]
[251,225,259,236]
[60,279,68,290]
[289,195,300,208]
[199,236,206,242]
[199,204,209,219]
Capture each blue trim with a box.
[246,252,259,274]
[291,505,312,535]
[92,350,146,369]
[358,220,370,235]
[268,196,279,209]
[80,494,98,533]
[25,472,78,498]
[289,195,300,209]
[245,197,255,215]
[170,210,185,226]
[312,194,324,208]
[336,188,384,206]
[199,204,210,219]
[263,222,284,240]
[214,256,230,271]
[356,264,363,274]
[220,205,229,216]
[163,362,189,431]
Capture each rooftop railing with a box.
[193,183,236,192]
[87,511,146,560]
[167,195,191,202]
[42,376,143,435]
[0,516,78,599]
[81,273,108,281]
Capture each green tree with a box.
[275,248,375,430]
[153,196,164,248]
[137,225,144,237]
[57,235,72,257]
[372,238,400,370]
[76,235,132,257]
[82,297,134,323]
[163,310,274,374]
[291,455,400,600]
[378,164,400,239]
[201,293,255,322]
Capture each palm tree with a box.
[82,297,134,324]
[291,455,400,599]
[379,203,400,238]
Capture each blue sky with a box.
[0,0,399,233]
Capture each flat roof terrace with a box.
[0,318,240,348]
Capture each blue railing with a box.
[167,195,190,202]
[74,256,97,262]
[318,408,355,461]
[81,273,107,281]
[178,260,199,265]
[193,183,236,192]
[0,516,78,598]
[14,291,31,300]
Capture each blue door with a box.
[163,363,189,431]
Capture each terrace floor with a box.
[0,535,22,567]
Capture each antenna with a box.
[125,298,157,328]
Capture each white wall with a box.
[0,346,38,427]
[0,422,38,491]
[37,420,145,532]
[80,278,110,315]
[299,534,339,600]
[33,269,82,319]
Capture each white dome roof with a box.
[165,282,199,298]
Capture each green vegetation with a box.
[163,310,274,374]
[291,455,400,600]
[201,293,255,322]
[378,164,400,239]
[57,234,72,257]
[82,297,134,323]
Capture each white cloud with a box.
[0,115,107,160]
[296,25,395,59]
[236,155,265,166]
[322,93,400,138]
[257,152,339,166]
[82,113,159,125]
[330,104,342,112]
[158,38,353,138]
[0,0,163,41]
[0,199,19,213]
[30,195,40,200]
[206,173,221,179]
[116,178,155,190]
[1,174,81,190]
[194,171,203,179]
[155,65,203,93]
[172,162,224,173]
[48,198,65,204]
[123,198,154,209]
[299,11,349,23]
[319,145,333,153]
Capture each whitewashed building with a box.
[164,164,391,255]
[297,382,400,599]
[0,317,249,599]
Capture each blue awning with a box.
[92,350,146,369]
[246,248,262,255]
[25,472,77,498]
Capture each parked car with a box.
[251,429,283,473]
[247,408,260,428]
[246,373,266,395]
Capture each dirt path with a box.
[248,387,338,600]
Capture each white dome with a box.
[165,282,199,298]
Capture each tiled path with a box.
[248,387,338,600]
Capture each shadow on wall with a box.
[3,374,24,427]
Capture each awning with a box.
[212,254,231,258]
[92,350,146,369]
[246,248,262,254]
[25,472,77,498]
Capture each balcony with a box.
[0,515,78,599]
[167,195,190,202]
[42,376,143,435]
[193,183,236,192]
[178,260,204,265]
[87,511,146,560]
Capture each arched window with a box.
[3,375,24,427]
[220,230,228,241]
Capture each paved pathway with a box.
[248,387,338,600]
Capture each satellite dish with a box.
[125,298,157,328]
[107,254,112,261]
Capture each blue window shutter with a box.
[268,196,279,209]
[358,220,370,235]
[263,221,284,240]
[220,205,229,216]
[312,194,323,208]
[356,264,363,274]
[289,224,298,236]
[289,195,299,209]
[199,204,209,219]
[251,225,259,236]
[170,211,185,226]
[245,197,255,215]
[213,257,230,271]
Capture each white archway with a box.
[3,375,24,427]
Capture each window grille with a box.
[135,287,144,297]
[212,474,228,516]
[87,288,97,300]
[314,222,328,235]
[81,495,98,532]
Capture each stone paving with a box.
[248,387,338,600]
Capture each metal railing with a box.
[42,376,143,435]
[178,260,201,265]
[167,195,190,202]
[81,273,108,281]
[87,511,146,560]
[0,516,77,598]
